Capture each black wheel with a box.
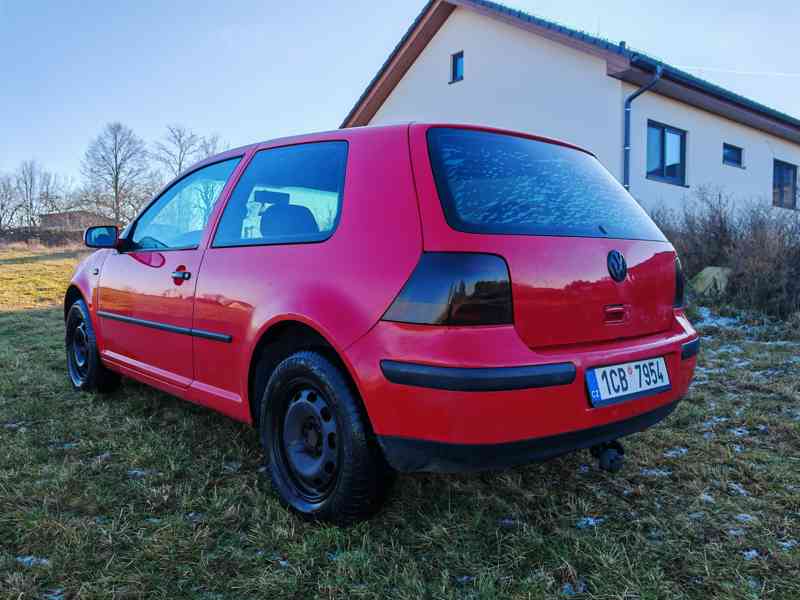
[258,351,393,523]
[65,299,120,393]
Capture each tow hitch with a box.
[591,440,625,473]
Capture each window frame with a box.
[210,140,349,249]
[450,51,464,84]
[646,120,688,187]
[722,143,744,168]
[122,156,243,253]
[773,159,798,210]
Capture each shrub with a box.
[727,208,800,318]
[650,188,800,319]
[650,186,737,277]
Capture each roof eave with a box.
[341,0,454,128]
[611,56,800,145]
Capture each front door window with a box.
[131,158,240,250]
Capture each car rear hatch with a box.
[408,124,677,349]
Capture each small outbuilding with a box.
[39,210,113,231]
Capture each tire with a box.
[65,299,120,393]
[258,350,394,524]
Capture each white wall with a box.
[370,7,800,215]
[371,7,625,177]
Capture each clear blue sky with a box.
[1,0,798,180]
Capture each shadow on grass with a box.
[0,249,87,266]
[6,303,800,598]
[0,303,258,443]
[0,306,582,508]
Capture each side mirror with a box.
[84,225,119,249]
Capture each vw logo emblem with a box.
[607,250,627,282]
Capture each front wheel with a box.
[259,351,393,523]
[65,299,120,393]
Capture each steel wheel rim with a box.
[67,318,90,384]
[278,383,340,502]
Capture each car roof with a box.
[189,122,595,173]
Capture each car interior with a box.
[256,190,319,239]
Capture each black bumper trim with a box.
[377,400,680,473]
[379,360,576,392]
[97,310,232,343]
[681,337,700,359]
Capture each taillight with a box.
[674,255,685,308]
[382,253,513,326]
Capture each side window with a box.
[646,120,686,186]
[130,158,240,250]
[773,159,798,210]
[450,51,464,83]
[723,143,744,168]
[213,141,347,247]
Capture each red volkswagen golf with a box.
[65,123,698,522]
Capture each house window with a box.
[773,159,798,210]
[723,143,744,168]
[646,120,686,186]
[450,51,464,83]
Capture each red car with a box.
[65,123,698,522]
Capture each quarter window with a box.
[450,51,464,83]
[646,121,686,186]
[130,158,240,250]
[213,141,347,247]
[723,143,743,168]
[773,160,798,210]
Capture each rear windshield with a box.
[427,128,666,241]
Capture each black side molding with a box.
[97,310,232,343]
[378,399,680,473]
[379,360,576,392]
[681,337,700,360]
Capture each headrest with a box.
[254,190,291,206]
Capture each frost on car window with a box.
[428,128,666,241]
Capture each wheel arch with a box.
[64,285,86,320]
[246,317,368,430]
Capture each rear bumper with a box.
[345,311,698,457]
[378,399,679,473]
[379,360,576,391]
[681,337,700,359]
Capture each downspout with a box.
[623,64,663,190]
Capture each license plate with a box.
[586,357,671,407]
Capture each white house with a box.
[341,0,800,215]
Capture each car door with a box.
[97,158,241,389]
[191,141,349,417]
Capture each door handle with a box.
[171,270,191,281]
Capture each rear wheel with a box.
[65,299,120,393]
[258,351,393,523]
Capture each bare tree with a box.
[15,160,40,227]
[0,174,22,232]
[39,170,67,213]
[196,180,222,221]
[197,134,228,160]
[81,122,150,224]
[57,175,81,211]
[152,124,201,178]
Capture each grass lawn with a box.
[0,245,798,599]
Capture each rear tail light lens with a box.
[382,253,513,326]
[674,255,686,308]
